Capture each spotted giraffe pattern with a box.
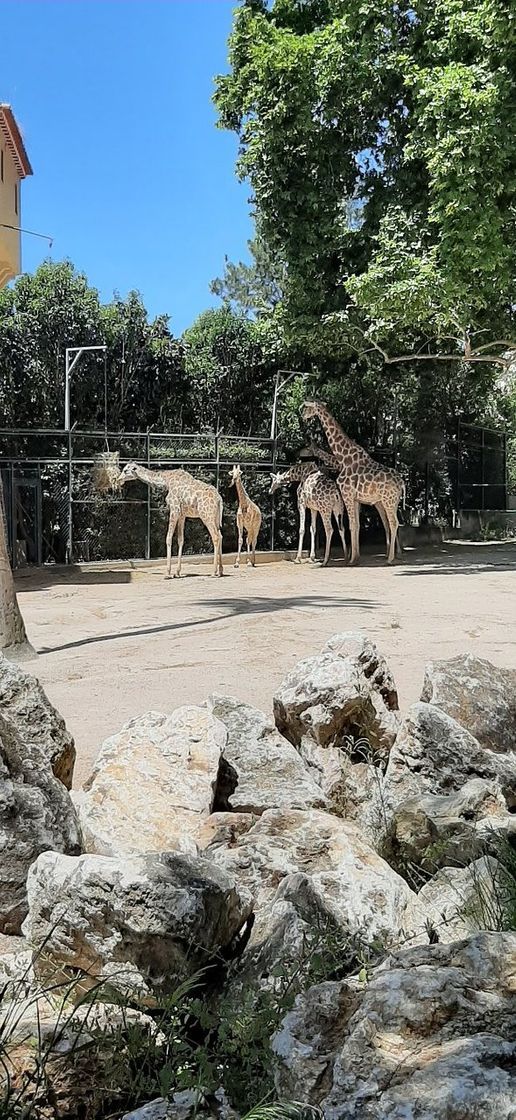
[229,465,262,568]
[302,402,405,565]
[270,461,347,565]
[119,462,223,577]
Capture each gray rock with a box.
[0,652,75,787]
[384,778,515,875]
[23,849,253,1002]
[0,712,81,934]
[201,808,426,949]
[273,932,516,1118]
[122,1090,238,1120]
[77,708,225,857]
[209,694,328,814]
[385,702,516,810]
[422,653,516,756]
[418,857,509,942]
[274,632,399,762]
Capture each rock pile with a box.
[0,638,515,1118]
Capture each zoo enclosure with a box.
[0,421,509,568]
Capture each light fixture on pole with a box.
[64,345,107,431]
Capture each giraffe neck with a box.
[235,475,250,507]
[134,465,169,489]
[313,405,362,464]
[280,462,318,484]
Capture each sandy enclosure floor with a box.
[15,541,516,786]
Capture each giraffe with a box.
[301,440,402,561]
[301,402,405,565]
[119,463,223,578]
[229,465,262,568]
[270,461,347,566]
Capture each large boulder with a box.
[200,808,425,948]
[208,694,328,814]
[23,849,253,1002]
[122,1090,237,1120]
[273,632,399,762]
[0,652,75,787]
[418,857,508,943]
[76,708,225,857]
[421,653,516,755]
[385,778,515,876]
[273,932,516,1119]
[0,713,81,934]
[385,702,516,810]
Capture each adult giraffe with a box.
[270,461,347,566]
[119,463,223,578]
[302,402,404,565]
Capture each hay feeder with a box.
[92,451,122,495]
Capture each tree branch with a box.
[348,325,516,368]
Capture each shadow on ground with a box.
[36,594,379,655]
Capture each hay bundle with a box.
[92,451,122,494]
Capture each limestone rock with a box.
[422,653,516,755]
[385,778,515,875]
[202,808,426,948]
[0,713,81,934]
[208,694,328,814]
[274,932,516,1118]
[77,708,225,857]
[274,631,399,762]
[0,652,75,787]
[385,702,516,811]
[122,1090,238,1120]
[24,849,253,1002]
[418,857,509,943]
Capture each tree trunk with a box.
[0,477,33,657]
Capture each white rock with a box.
[0,652,75,787]
[122,1090,237,1120]
[208,694,328,813]
[77,707,225,857]
[0,712,81,934]
[422,653,516,755]
[23,849,253,1002]
[274,932,516,1118]
[274,631,399,761]
[418,857,509,943]
[202,807,426,948]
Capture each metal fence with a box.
[0,420,509,568]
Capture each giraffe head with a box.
[269,472,283,495]
[302,400,321,421]
[119,461,140,485]
[229,464,242,487]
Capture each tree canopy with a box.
[214,0,516,364]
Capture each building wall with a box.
[0,140,21,286]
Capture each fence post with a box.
[270,433,278,552]
[480,426,485,512]
[456,419,461,515]
[9,463,15,568]
[215,430,220,493]
[145,430,151,561]
[67,429,73,564]
[424,460,430,524]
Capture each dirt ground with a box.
[15,540,516,787]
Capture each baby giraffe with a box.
[229,465,262,568]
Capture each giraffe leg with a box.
[174,516,185,578]
[165,513,178,579]
[296,502,306,562]
[235,513,244,568]
[376,502,391,558]
[346,499,361,565]
[384,501,399,565]
[250,534,257,567]
[209,524,224,576]
[246,529,252,566]
[309,509,317,561]
[336,509,348,562]
[321,514,333,566]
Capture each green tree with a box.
[215,0,516,365]
[182,305,275,433]
[211,230,285,317]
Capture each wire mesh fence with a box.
[0,421,509,568]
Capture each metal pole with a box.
[145,430,151,561]
[64,350,71,431]
[270,371,280,441]
[67,428,73,563]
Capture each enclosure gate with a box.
[456,422,507,512]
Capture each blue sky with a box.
[0,0,252,333]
